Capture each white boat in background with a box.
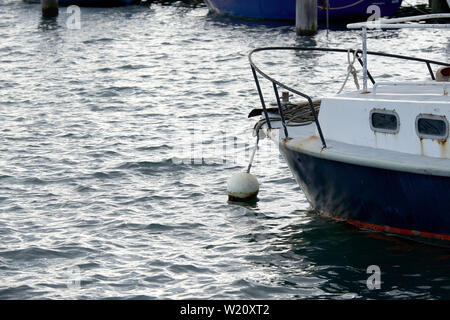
[248,14,450,244]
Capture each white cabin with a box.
[318,82,449,159]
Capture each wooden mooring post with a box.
[296,0,318,36]
[42,0,59,18]
[431,0,450,13]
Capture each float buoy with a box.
[227,172,259,202]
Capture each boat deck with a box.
[337,82,449,102]
[265,119,450,177]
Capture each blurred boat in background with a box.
[204,0,403,22]
[25,0,139,6]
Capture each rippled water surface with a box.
[1,0,450,299]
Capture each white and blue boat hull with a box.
[280,144,450,242]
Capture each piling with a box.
[296,0,318,36]
[431,0,450,13]
[42,0,59,18]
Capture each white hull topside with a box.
[264,81,450,177]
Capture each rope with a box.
[246,135,259,174]
[318,0,365,11]
[337,49,360,94]
[253,101,321,135]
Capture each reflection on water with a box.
[0,0,449,299]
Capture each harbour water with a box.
[1,0,450,299]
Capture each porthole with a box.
[415,114,449,141]
[370,109,400,134]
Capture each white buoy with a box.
[227,172,259,202]
[227,135,260,202]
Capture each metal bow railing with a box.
[249,47,450,148]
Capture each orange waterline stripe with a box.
[318,211,450,241]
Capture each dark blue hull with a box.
[204,0,403,22]
[280,145,450,241]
